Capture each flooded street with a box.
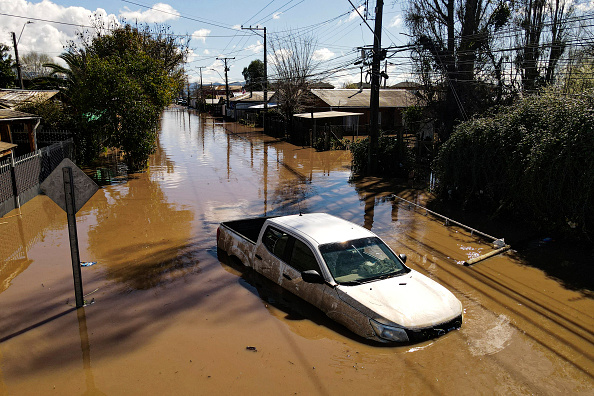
[1,107,593,395]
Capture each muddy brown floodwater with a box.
[0,107,593,395]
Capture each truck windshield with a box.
[319,237,409,284]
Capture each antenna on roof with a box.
[297,200,303,216]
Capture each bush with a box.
[434,88,594,237]
[350,132,415,177]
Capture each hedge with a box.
[434,89,594,237]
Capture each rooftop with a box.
[0,89,59,110]
[273,213,374,246]
[294,110,363,119]
[0,109,41,121]
[311,88,418,108]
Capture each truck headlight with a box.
[370,319,409,342]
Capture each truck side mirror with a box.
[399,254,407,263]
[301,270,324,284]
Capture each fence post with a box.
[9,152,20,212]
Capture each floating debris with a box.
[246,346,257,352]
[80,261,97,267]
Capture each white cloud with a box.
[119,3,180,23]
[313,48,334,61]
[270,48,292,65]
[576,0,594,11]
[185,48,197,63]
[273,12,282,19]
[389,15,402,28]
[347,5,365,22]
[192,29,211,43]
[245,40,263,53]
[0,0,119,65]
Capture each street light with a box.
[210,68,224,81]
[12,21,33,89]
[18,21,33,44]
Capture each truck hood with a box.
[336,269,462,330]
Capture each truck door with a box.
[254,226,288,284]
[279,237,331,309]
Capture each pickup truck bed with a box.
[219,216,276,244]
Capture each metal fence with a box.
[0,139,74,218]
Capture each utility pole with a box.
[242,26,268,129]
[11,32,24,89]
[216,57,235,117]
[368,0,384,173]
[241,26,267,110]
[197,66,206,111]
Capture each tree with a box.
[514,0,574,92]
[342,81,359,89]
[21,51,54,79]
[242,59,265,91]
[270,34,321,139]
[0,44,15,88]
[561,47,594,93]
[46,24,187,169]
[405,0,512,139]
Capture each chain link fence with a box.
[0,139,74,218]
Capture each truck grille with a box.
[405,315,463,342]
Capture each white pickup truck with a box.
[217,213,463,343]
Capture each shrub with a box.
[350,132,415,177]
[434,88,594,237]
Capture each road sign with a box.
[40,158,99,213]
[40,158,99,308]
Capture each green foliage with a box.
[434,89,594,237]
[242,59,265,92]
[0,44,15,88]
[16,99,73,129]
[45,24,186,170]
[342,82,359,89]
[350,133,415,177]
[403,105,424,133]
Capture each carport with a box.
[0,109,41,153]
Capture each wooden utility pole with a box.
[216,57,235,116]
[11,32,24,90]
[197,66,206,110]
[241,26,268,112]
[368,0,384,173]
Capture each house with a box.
[227,91,275,121]
[306,89,419,132]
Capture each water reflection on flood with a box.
[0,107,592,394]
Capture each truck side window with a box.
[289,239,320,273]
[262,227,290,259]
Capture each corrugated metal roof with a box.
[310,89,417,108]
[0,141,18,154]
[0,109,41,121]
[230,91,275,102]
[0,89,59,110]
[294,111,363,119]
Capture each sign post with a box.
[63,167,84,307]
[40,158,99,308]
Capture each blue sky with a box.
[0,0,410,86]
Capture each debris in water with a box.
[80,261,97,267]
[246,346,257,352]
